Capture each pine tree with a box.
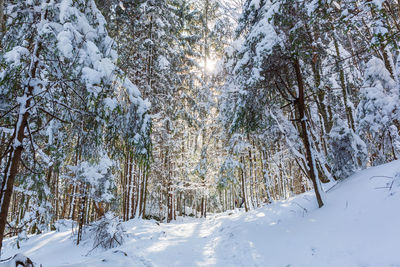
[357,57,400,165]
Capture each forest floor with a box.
[2,160,400,267]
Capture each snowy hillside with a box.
[2,161,400,266]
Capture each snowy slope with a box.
[2,160,400,267]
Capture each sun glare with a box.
[206,58,217,73]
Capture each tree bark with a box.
[293,58,324,208]
[240,156,248,212]
[0,0,4,39]
[333,37,355,131]
[0,93,30,252]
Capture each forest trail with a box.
[2,160,400,267]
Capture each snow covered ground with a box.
[2,160,400,267]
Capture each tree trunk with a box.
[293,58,324,208]
[76,184,87,245]
[333,37,355,131]
[0,0,4,39]
[0,32,42,253]
[142,164,149,218]
[240,156,248,212]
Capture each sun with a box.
[203,57,219,74]
[206,58,217,73]
[198,57,220,74]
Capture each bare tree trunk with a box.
[71,185,79,221]
[141,164,149,218]
[54,170,59,221]
[76,184,87,245]
[260,148,271,202]
[333,37,355,131]
[248,145,255,208]
[200,197,204,217]
[293,58,324,208]
[123,149,129,221]
[128,152,134,219]
[240,156,248,212]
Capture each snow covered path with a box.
[2,161,400,266]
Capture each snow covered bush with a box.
[87,212,125,251]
